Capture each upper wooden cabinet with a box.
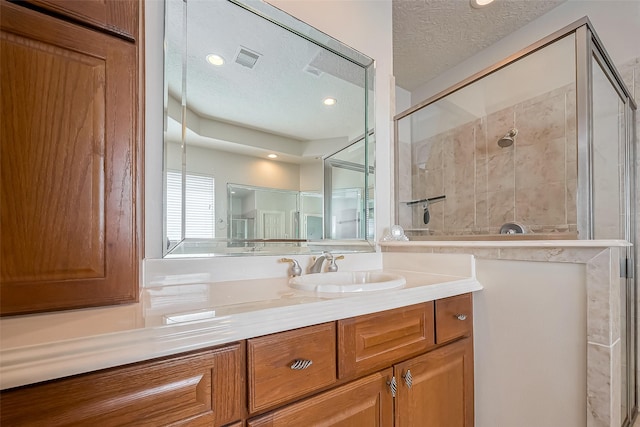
[18,0,139,40]
[0,0,139,315]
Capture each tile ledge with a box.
[379,239,630,248]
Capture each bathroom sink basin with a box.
[289,271,406,293]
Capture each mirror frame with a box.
[162,0,376,257]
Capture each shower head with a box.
[498,128,518,148]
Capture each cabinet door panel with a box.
[0,343,244,427]
[248,369,393,427]
[395,337,474,427]
[22,0,138,40]
[0,1,137,315]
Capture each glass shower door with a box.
[591,48,637,426]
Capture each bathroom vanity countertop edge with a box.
[0,272,482,390]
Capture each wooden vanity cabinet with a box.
[0,295,473,426]
[248,295,475,427]
[0,0,140,315]
[0,342,245,427]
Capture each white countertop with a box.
[0,261,481,390]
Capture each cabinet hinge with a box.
[621,257,634,279]
[387,376,397,398]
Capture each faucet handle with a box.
[280,258,302,277]
[327,255,344,272]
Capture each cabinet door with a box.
[0,343,245,426]
[395,338,474,427]
[21,0,138,40]
[248,369,393,427]
[0,1,138,315]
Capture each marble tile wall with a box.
[409,84,577,235]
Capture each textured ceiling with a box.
[394,0,567,91]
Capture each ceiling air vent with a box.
[235,47,261,69]
[304,64,324,78]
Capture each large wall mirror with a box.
[163,0,375,257]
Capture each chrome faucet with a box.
[308,252,333,274]
[280,258,302,277]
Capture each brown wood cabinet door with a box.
[20,0,138,40]
[248,368,393,427]
[0,343,245,426]
[394,337,474,427]
[0,1,138,315]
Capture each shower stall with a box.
[394,18,637,426]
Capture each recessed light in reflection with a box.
[268,154,278,159]
[206,54,225,66]
[470,0,494,8]
[323,97,337,106]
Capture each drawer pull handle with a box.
[387,376,397,397]
[403,369,413,389]
[455,314,467,321]
[290,359,313,370]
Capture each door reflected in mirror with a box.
[163,0,375,257]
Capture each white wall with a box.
[473,259,587,427]
[299,162,323,193]
[411,0,640,106]
[145,0,393,258]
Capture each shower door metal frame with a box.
[576,23,638,426]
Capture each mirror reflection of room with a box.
[163,0,374,256]
[227,184,323,242]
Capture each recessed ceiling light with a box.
[267,154,278,159]
[470,0,494,8]
[323,97,337,106]
[206,54,225,66]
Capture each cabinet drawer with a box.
[435,293,473,344]
[337,302,435,379]
[248,322,337,414]
[0,343,245,427]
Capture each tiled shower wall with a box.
[408,84,577,235]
